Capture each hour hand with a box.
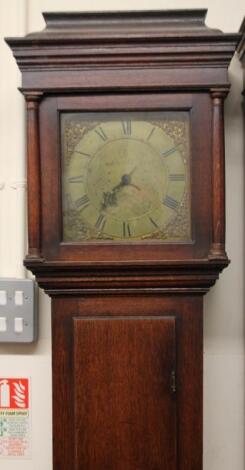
[101,191,118,210]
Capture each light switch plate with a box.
[0,279,38,343]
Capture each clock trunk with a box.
[52,295,203,470]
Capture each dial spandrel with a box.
[61,112,191,242]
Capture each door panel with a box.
[73,316,177,470]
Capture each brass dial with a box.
[62,115,190,241]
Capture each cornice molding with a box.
[6,10,236,40]
[5,10,240,76]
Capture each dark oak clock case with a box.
[6,10,239,470]
[237,18,245,117]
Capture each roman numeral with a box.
[169,174,185,181]
[146,127,156,141]
[161,144,181,158]
[75,194,89,209]
[163,195,179,210]
[123,222,131,237]
[68,175,84,183]
[95,214,106,232]
[95,126,108,141]
[121,120,131,135]
[149,217,159,229]
[74,150,91,158]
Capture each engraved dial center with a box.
[87,138,167,220]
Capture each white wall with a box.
[0,1,244,469]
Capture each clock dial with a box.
[62,112,191,241]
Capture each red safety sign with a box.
[0,379,29,409]
[0,378,30,458]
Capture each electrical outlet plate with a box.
[0,279,38,343]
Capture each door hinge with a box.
[171,369,177,394]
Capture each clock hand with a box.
[101,169,140,210]
[129,183,141,191]
[101,190,118,210]
[128,166,137,177]
[108,173,131,194]
[116,169,139,189]
[123,169,141,191]
[100,180,122,211]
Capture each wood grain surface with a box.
[73,316,176,469]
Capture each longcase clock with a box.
[6,10,239,470]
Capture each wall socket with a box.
[0,278,38,343]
